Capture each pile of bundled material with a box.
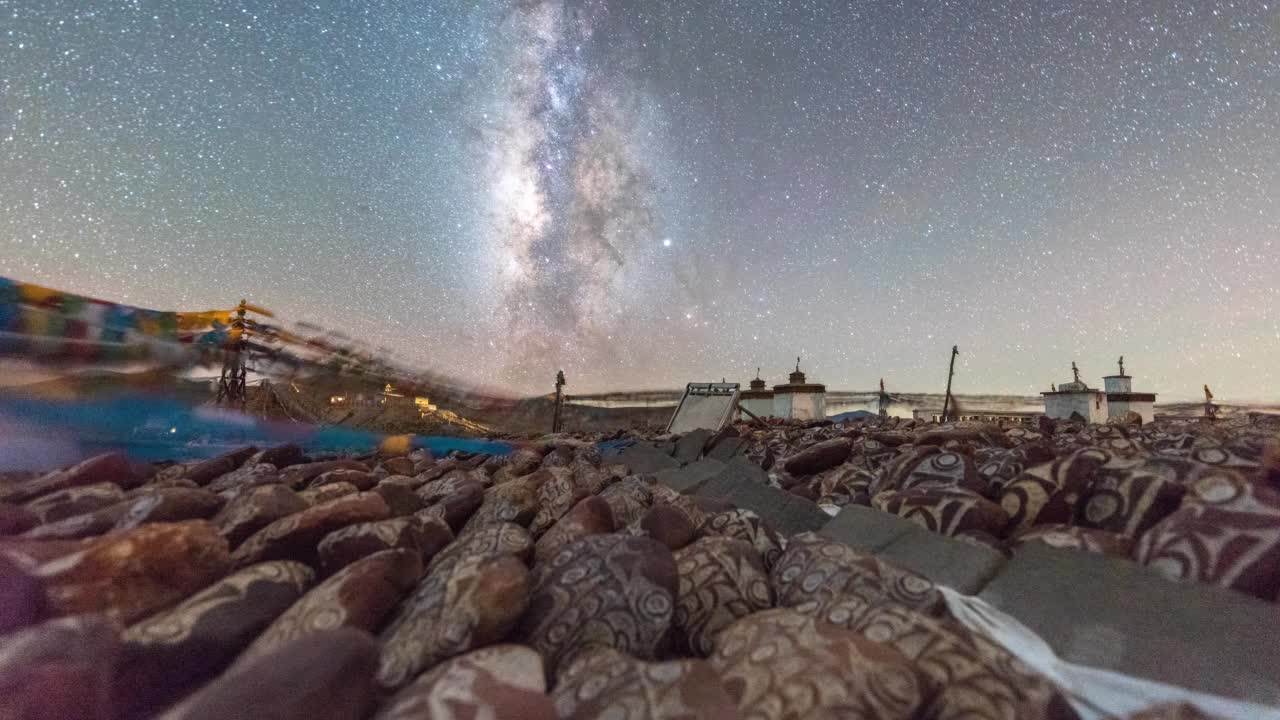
[2,414,1272,719]
[726,413,1280,604]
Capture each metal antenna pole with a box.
[941,345,959,423]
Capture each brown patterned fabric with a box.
[1134,472,1280,601]
[205,463,281,497]
[317,516,433,574]
[1261,440,1280,492]
[230,491,390,569]
[426,521,533,574]
[782,438,854,476]
[308,468,377,491]
[553,646,737,720]
[416,470,489,505]
[0,614,123,720]
[377,644,555,720]
[1188,441,1267,470]
[1077,471,1185,538]
[378,552,529,690]
[847,437,903,473]
[0,502,39,535]
[534,495,616,564]
[117,561,315,715]
[517,534,677,680]
[234,550,420,669]
[372,476,426,516]
[672,536,773,656]
[976,444,1057,495]
[20,487,223,540]
[505,448,546,477]
[598,476,657,527]
[162,628,381,720]
[24,482,124,524]
[1012,524,1133,558]
[701,508,786,571]
[529,467,585,537]
[377,456,416,476]
[833,599,1078,720]
[818,466,876,507]
[654,490,709,532]
[1000,447,1109,535]
[298,480,360,505]
[0,452,137,504]
[213,483,309,547]
[870,446,985,497]
[709,608,927,720]
[629,503,699,551]
[771,532,947,618]
[278,459,369,490]
[872,488,1011,537]
[36,520,231,624]
[416,481,485,533]
[458,470,549,536]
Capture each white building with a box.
[738,369,774,421]
[773,359,826,420]
[1102,357,1156,423]
[1042,362,1109,423]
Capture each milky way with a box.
[482,1,667,386]
[2,1,1278,399]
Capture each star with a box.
[1,0,1276,401]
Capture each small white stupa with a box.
[738,368,774,421]
[1102,355,1157,423]
[1042,361,1109,423]
[773,357,826,420]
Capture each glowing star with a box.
[662,238,672,247]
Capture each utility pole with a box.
[552,370,566,433]
[941,345,959,423]
[216,300,249,407]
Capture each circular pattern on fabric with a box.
[932,453,960,469]
[1192,475,1240,504]
[638,589,672,618]
[1084,493,1121,524]
[1192,447,1229,466]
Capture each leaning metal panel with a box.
[666,382,741,433]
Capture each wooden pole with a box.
[941,345,959,423]
[736,400,767,428]
[552,370,566,433]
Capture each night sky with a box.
[3,1,1278,399]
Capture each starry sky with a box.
[3,0,1278,400]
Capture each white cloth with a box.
[938,587,1280,720]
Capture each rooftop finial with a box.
[1072,361,1080,384]
[1118,355,1125,376]
[795,356,801,373]
[756,367,761,380]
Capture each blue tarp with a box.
[0,391,512,470]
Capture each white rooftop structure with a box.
[1041,361,1109,423]
[772,357,826,421]
[1101,355,1157,424]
